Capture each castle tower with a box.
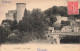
[16,3,26,22]
[6,10,17,21]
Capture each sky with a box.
[0,0,80,24]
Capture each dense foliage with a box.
[0,26,10,44]
[18,9,48,40]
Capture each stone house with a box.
[61,26,72,32]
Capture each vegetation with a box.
[0,26,10,44]
[18,9,48,40]
[0,6,80,43]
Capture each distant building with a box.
[75,19,80,22]
[6,3,26,22]
[73,26,79,32]
[70,20,78,27]
[61,26,72,32]
[70,20,80,32]
[16,3,26,22]
[6,10,17,21]
[54,30,61,33]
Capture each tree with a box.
[10,20,18,31]
[57,6,67,16]
[49,15,57,26]
[61,20,70,26]
[0,26,10,44]
[23,8,31,21]
[2,20,13,26]
[18,9,48,39]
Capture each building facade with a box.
[6,3,26,22]
[16,3,26,22]
[6,10,17,21]
[61,26,72,32]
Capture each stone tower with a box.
[16,3,26,22]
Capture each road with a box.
[0,43,80,51]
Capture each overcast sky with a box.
[0,0,80,24]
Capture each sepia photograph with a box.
[0,0,80,51]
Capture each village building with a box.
[73,26,79,32]
[61,26,72,33]
[70,20,80,32]
[54,30,61,33]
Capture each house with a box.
[70,20,80,32]
[61,26,72,32]
[73,26,79,32]
[54,30,61,33]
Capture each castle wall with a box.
[6,10,17,21]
